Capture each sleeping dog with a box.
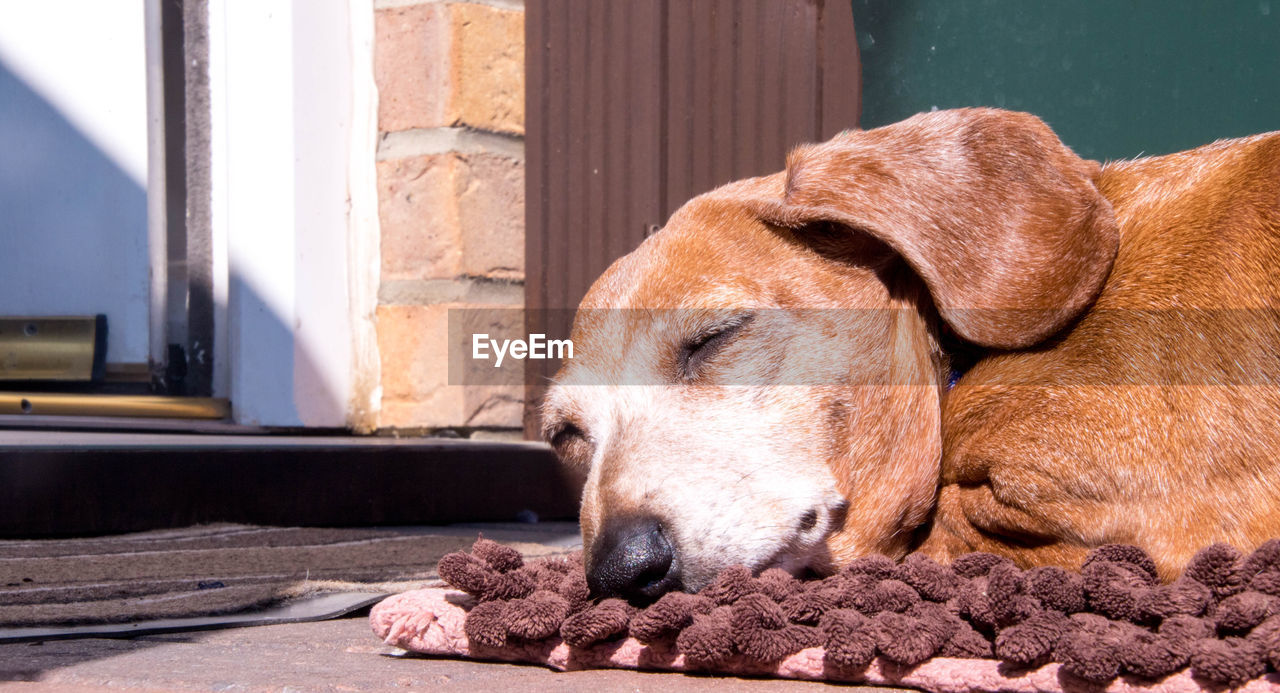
[540,108,1280,601]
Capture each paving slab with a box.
[0,614,908,692]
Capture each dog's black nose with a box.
[586,516,679,602]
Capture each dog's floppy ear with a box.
[760,108,1119,349]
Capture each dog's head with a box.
[541,109,1119,600]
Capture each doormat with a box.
[2,522,578,641]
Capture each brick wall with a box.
[372,0,525,434]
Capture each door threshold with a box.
[0,393,228,419]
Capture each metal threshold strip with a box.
[0,394,229,419]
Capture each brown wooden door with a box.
[525,0,862,435]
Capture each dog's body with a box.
[926,129,1280,578]
[542,109,1280,600]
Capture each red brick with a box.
[375,3,524,135]
[377,304,448,404]
[376,304,524,429]
[375,4,451,132]
[458,153,525,279]
[451,4,525,135]
[378,154,462,281]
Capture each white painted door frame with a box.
[207,0,380,428]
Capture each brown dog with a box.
[540,108,1280,600]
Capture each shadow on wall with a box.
[0,60,149,366]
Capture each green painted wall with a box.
[852,0,1279,161]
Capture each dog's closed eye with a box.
[680,314,754,380]
[547,421,593,465]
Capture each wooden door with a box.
[524,0,862,435]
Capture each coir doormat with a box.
[1,523,578,632]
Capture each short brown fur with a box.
[544,109,1280,588]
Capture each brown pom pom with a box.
[781,585,838,625]
[485,569,538,601]
[908,601,963,634]
[527,563,563,592]
[1118,629,1189,679]
[843,554,898,581]
[472,537,524,573]
[1069,611,1118,634]
[994,610,1069,666]
[895,553,962,602]
[1023,566,1086,614]
[731,593,822,661]
[700,565,759,605]
[951,552,1013,578]
[830,572,877,608]
[437,551,495,598]
[872,610,947,666]
[1185,543,1245,598]
[820,609,878,669]
[1082,560,1148,621]
[1053,615,1125,684]
[940,620,993,659]
[986,563,1036,626]
[556,569,592,613]
[1214,590,1278,632]
[677,606,737,667]
[1119,616,1211,679]
[1241,539,1280,581]
[778,624,823,659]
[953,584,998,634]
[1004,595,1047,628]
[1190,636,1267,687]
[1159,615,1214,653]
[985,561,1024,602]
[1137,577,1211,621]
[757,568,801,601]
[505,590,570,641]
[1249,614,1280,669]
[854,579,920,615]
[560,598,633,647]
[464,599,510,647]
[1252,567,1280,597]
[629,592,713,643]
[1082,544,1158,585]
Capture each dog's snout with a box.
[586,516,679,602]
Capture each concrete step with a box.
[0,432,581,537]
